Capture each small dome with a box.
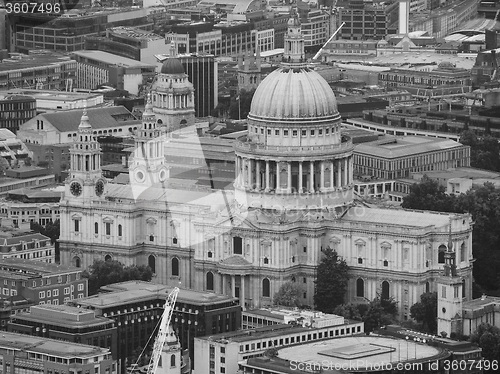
[160,58,184,74]
[249,66,339,120]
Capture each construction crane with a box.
[145,287,179,374]
[313,22,345,61]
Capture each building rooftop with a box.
[5,89,103,102]
[78,281,238,308]
[278,336,446,371]
[13,304,114,328]
[413,167,500,181]
[108,26,164,41]
[0,331,110,357]
[0,54,74,73]
[0,258,81,276]
[463,295,500,310]
[71,50,156,69]
[354,136,465,159]
[0,232,49,246]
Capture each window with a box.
[284,129,289,136]
[149,235,154,242]
[171,258,179,276]
[438,245,446,263]
[262,278,270,297]
[94,222,98,234]
[442,285,446,298]
[233,237,242,255]
[53,289,59,297]
[301,130,307,136]
[206,272,214,291]
[292,130,298,137]
[39,291,46,298]
[118,224,123,237]
[310,129,315,136]
[105,222,111,236]
[275,129,279,136]
[173,237,178,244]
[47,290,51,297]
[381,281,390,300]
[358,257,363,264]
[78,283,84,291]
[74,220,80,232]
[170,355,175,367]
[356,278,364,297]
[148,255,156,274]
[383,260,388,267]
[64,287,70,295]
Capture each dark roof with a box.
[0,233,49,246]
[37,106,138,133]
[161,58,185,74]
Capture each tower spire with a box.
[284,7,305,65]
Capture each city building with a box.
[0,232,54,262]
[337,0,399,41]
[0,52,77,91]
[0,95,36,133]
[58,14,474,326]
[70,281,241,372]
[0,175,56,198]
[353,136,471,179]
[11,8,150,53]
[85,26,169,66]
[0,331,116,374]
[71,51,156,95]
[8,303,117,360]
[0,129,32,167]
[195,321,364,374]
[3,89,104,113]
[238,50,262,92]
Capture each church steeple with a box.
[66,108,105,200]
[129,93,169,187]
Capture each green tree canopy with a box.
[409,292,437,333]
[274,281,303,307]
[470,323,500,365]
[460,130,500,172]
[83,259,153,295]
[401,175,455,212]
[314,248,349,313]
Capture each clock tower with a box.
[128,93,169,191]
[437,226,463,337]
[66,109,106,201]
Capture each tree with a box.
[229,89,254,119]
[363,296,398,334]
[314,248,349,313]
[402,175,455,212]
[410,292,437,333]
[30,219,61,263]
[274,281,303,307]
[83,259,153,295]
[333,303,363,321]
[460,130,500,172]
[470,323,500,365]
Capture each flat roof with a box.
[5,89,103,102]
[72,51,156,68]
[415,167,500,180]
[343,207,452,228]
[108,26,164,41]
[278,336,446,370]
[0,331,110,357]
[354,136,464,159]
[0,55,74,73]
[0,258,81,276]
[463,295,500,310]
[78,281,238,308]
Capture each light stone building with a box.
[59,15,474,320]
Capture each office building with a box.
[0,95,36,133]
[0,331,116,374]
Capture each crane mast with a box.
[146,287,179,374]
[313,22,345,61]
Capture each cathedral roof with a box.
[160,58,185,75]
[248,66,339,121]
[220,256,252,266]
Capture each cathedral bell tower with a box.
[437,223,463,337]
[66,109,106,201]
[129,93,169,188]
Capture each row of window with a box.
[251,126,339,137]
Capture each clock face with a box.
[70,182,82,197]
[95,180,105,196]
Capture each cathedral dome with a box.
[160,58,185,74]
[248,66,339,121]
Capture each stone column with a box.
[344,158,348,186]
[231,275,236,298]
[256,160,261,190]
[337,160,342,188]
[222,274,227,295]
[241,275,246,310]
[287,162,292,193]
[265,160,270,192]
[247,159,253,189]
[330,161,334,190]
[299,161,303,193]
[276,162,281,192]
[309,161,315,193]
[320,161,325,191]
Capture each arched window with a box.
[460,242,466,262]
[172,257,179,276]
[358,257,363,264]
[426,282,430,293]
[105,254,112,262]
[170,354,176,367]
[150,235,155,242]
[73,256,81,268]
[118,224,122,237]
[206,272,214,291]
[381,281,390,300]
[148,255,156,274]
[233,236,242,255]
[383,260,388,267]
[438,245,446,263]
[262,278,270,298]
[173,237,178,244]
[356,278,364,298]
[263,257,269,264]
[95,222,98,234]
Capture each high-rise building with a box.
[177,53,218,118]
